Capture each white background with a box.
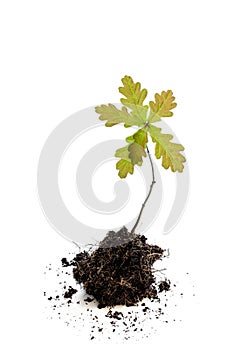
[0,0,226,349]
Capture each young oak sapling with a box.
[95,75,186,234]
[70,76,186,308]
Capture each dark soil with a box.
[43,228,197,341]
[62,226,170,308]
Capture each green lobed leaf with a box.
[115,128,149,177]
[95,103,146,127]
[116,159,134,178]
[148,125,186,172]
[115,143,135,178]
[128,142,146,165]
[127,128,148,166]
[148,90,177,123]
[115,145,130,161]
[131,128,148,148]
[119,75,148,107]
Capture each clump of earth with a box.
[62,226,170,308]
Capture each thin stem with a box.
[147,145,155,182]
[131,146,156,235]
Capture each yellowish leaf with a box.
[116,159,134,178]
[95,103,146,127]
[149,125,186,172]
[148,90,177,123]
[119,75,147,107]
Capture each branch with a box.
[131,146,156,235]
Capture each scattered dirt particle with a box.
[159,280,171,293]
[64,286,77,299]
[84,297,94,303]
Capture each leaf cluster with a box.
[95,76,186,178]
